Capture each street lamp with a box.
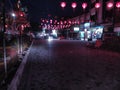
[11,12,20,54]
[11,13,16,17]
[11,12,16,30]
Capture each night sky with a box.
[21,0,90,22]
[5,0,117,23]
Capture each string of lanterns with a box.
[40,1,120,30]
[60,1,120,9]
[40,19,80,30]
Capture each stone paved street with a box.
[18,40,120,90]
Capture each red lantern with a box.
[68,20,71,24]
[42,19,45,22]
[61,2,66,8]
[95,3,101,9]
[5,25,8,28]
[116,2,120,8]
[82,3,87,9]
[20,13,23,17]
[107,2,113,9]
[71,2,77,9]
[50,19,52,24]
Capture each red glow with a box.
[71,2,77,9]
[5,25,8,28]
[60,21,63,25]
[42,19,45,22]
[95,3,101,9]
[107,2,113,8]
[64,21,67,24]
[19,12,24,17]
[82,3,87,9]
[61,2,66,8]
[68,21,71,24]
[46,20,49,23]
[20,14,23,17]
[50,19,52,24]
[116,2,120,8]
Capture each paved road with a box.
[18,40,120,90]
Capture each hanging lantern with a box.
[95,3,101,9]
[42,19,45,22]
[50,19,52,24]
[107,2,113,9]
[68,20,71,24]
[82,3,87,9]
[64,21,67,24]
[116,2,120,8]
[71,2,77,9]
[60,2,66,8]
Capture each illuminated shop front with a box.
[79,22,104,41]
[79,22,90,41]
[89,26,104,41]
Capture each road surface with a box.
[18,40,120,90]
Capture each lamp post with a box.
[11,12,20,55]
[11,12,16,32]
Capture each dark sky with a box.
[4,0,119,23]
[21,0,90,22]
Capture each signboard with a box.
[74,27,79,32]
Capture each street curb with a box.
[7,41,33,90]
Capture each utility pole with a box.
[2,0,7,79]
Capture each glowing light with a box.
[61,2,66,8]
[116,2,120,8]
[5,25,8,28]
[50,19,52,24]
[74,27,79,32]
[60,21,63,25]
[71,2,77,9]
[42,20,45,22]
[64,21,67,24]
[82,3,87,9]
[48,36,53,41]
[95,3,101,9]
[20,13,24,17]
[11,13,16,17]
[107,2,113,8]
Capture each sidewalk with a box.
[86,40,120,53]
[0,40,32,89]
